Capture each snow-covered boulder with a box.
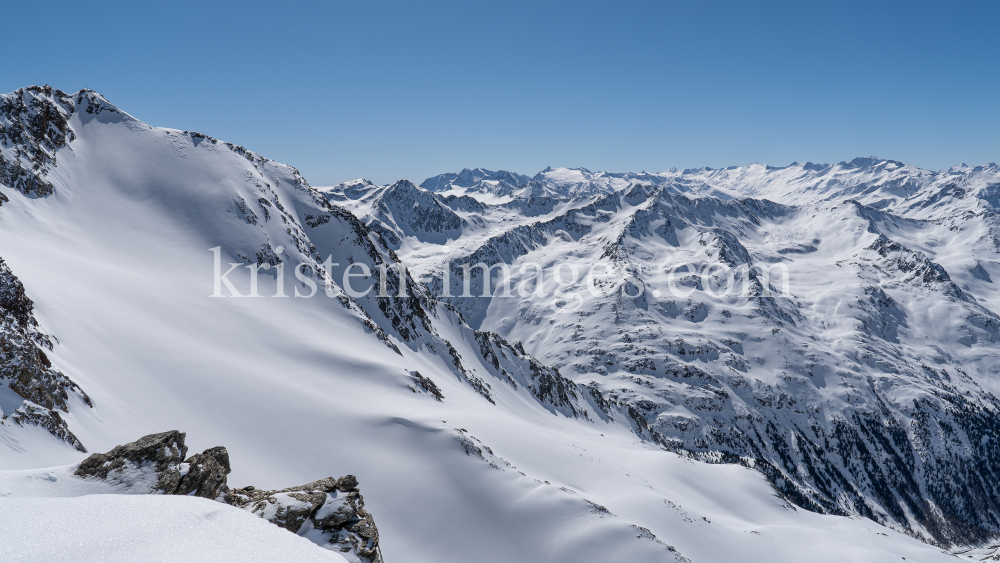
[73,431,382,562]
[75,430,230,500]
[228,475,381,563]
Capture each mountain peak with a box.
[844,156,905,169]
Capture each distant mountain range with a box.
[418,159,1000,207]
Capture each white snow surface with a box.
[0,494,347,563]
[0,87,983,562]
[0,465,348,562]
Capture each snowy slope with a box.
[0,495,348,563]
[0,86,984,562]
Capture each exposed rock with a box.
[407,370,444,401]
[0,257,91,452]
[0,258,34,327]
[227,474,381,563]
[0,85,77,199]
[201,445,232,472]
[75,430,233,500]
[74,431,381,562]
[75,430,190,494]
[175,449,231,500]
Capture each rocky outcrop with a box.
[227,476,381,563]
[176,445,231,499]
[74,431,382,563]
[75,430,230,499]
[0,257,91,451]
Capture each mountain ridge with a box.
[407,157,1000,207]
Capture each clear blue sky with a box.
[4,0,998,185]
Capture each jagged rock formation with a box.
[0,85,76,199]
[74,431,382,563]
[407,370,444,400]
[420,166,655,199]
[0,258,90,451]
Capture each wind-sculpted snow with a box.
[343,164,1000,548]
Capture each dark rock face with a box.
[407,370,444,401]
[0,258,34,327]
[175,448,231,499]
[74,431,381,562]
[0,85,79,199]
[0,257,91,451]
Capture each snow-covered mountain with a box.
[422,159,1000,211]
[420,166,676,200]
[420,168,532,199]
[0,85,995,562]
[328,157,1000,554]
